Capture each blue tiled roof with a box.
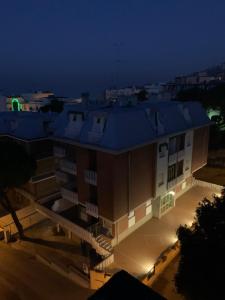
[52,99,211,151]
[0,111,55,140]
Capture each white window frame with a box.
[128,210,135,228]
[146,200,152,215]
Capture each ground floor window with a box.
[160,193,174,215]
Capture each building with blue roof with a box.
[43,97,211,251]
[0,98,211,257]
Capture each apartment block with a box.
[0,112,59,206]
[33,99,210,254]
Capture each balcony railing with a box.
[178,150,185,161]
[59,159,77,175]
[168,153,177,166]
[167,178,177,189]
[86,202,98,218]
[30,171,55,183]
[53,146,66,158]
[84,170,97,186]
[55,170,68,183]
[61,187,78,205]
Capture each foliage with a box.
[136,89,149,101]
[175,191,225,300]
[176,83,225,149]
[40,98,64,113]
[0,141,36,239]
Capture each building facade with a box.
[0,99,210,255]
[0,112,59,207]
[34,99,210,252]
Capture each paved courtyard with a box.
[112,185,217,276]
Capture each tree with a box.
[40,98,64,113]
[175,190,225,300]
[136,89,148,101]
[0,141,36,239]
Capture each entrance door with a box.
[160,193,174,216]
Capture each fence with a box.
[142,241,180,287]
[94,254,114,272]
[194,179,223,193]
[0,205,46,242]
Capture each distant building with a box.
[5,91,81,112]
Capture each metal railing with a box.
[59,159,77,175]
[61,187,78,204]
[84,170,97,186]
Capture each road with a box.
[0,243,93,300]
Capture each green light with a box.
[12,98,22,111]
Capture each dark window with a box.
[66,145,76,162]
[89,150,97,170]
[177,160,184,177]
[89,185,98,205]
[177,134,185,151]
[159,143,168,158]
[169,137,177,155]
[168,164,176,182]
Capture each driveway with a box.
[113,186,216,276]
[0,243,93,300]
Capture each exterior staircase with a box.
[96,234,113,253]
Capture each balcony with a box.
[178,150,185,161]
[168,153,177,166]
[86,202,98,218]
[59,159,77,175]
[30,171,55,183]
[84,170,97,186]
[53,146,66,158]
[61,186,78,205]
[167,178,177,189]
[55,170,68,183]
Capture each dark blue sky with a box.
[1,0,225,97]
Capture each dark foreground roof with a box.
[88,270,166,300]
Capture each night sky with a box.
[1,0,225,97]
